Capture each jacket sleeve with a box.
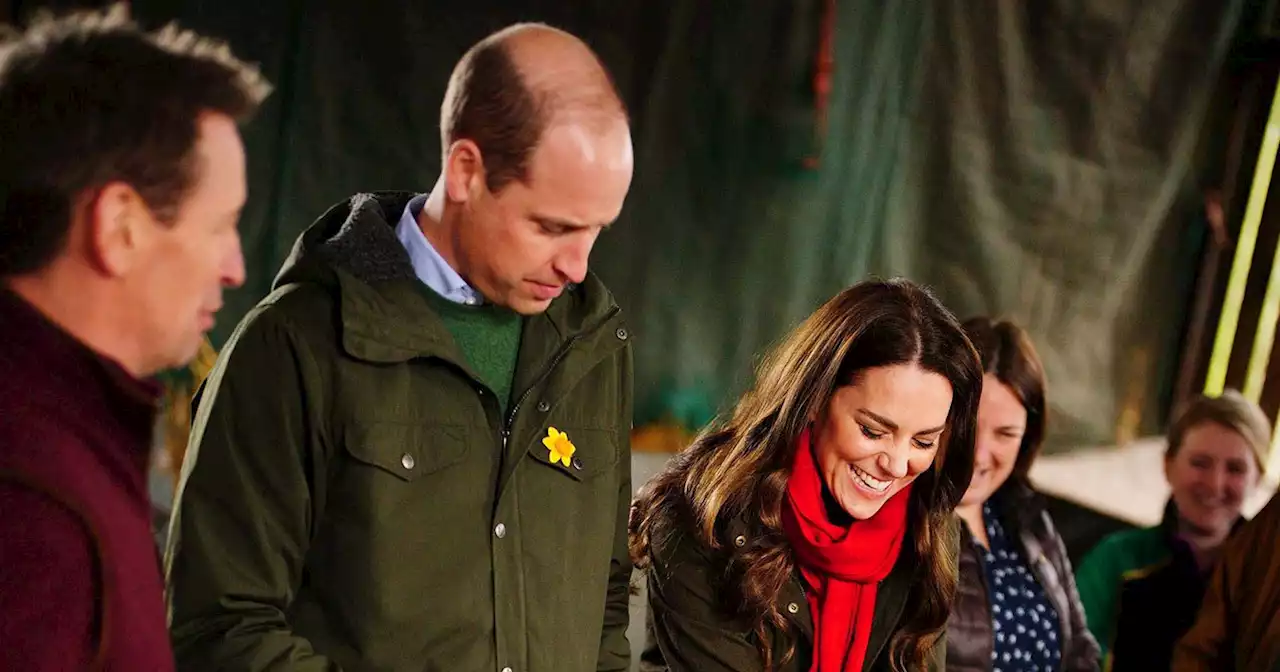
[1074,535,1123,665]
[1040,512,1101,671]
[597,347,635,671]
[0,482,97,670]
[1172,496,1280,670]
[164,306,340,671]
[645,529,766,672]
[929,629,947,671]
[1172,551,1236,671]
[637,607,669,672]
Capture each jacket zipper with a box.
[499,304,621,450]
[501,334,581,450]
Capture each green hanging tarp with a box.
[132,0,1249,450]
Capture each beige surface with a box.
[1028,436,1276,526]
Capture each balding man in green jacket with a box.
[165,23,636,672]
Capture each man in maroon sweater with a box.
[0,5,269,668]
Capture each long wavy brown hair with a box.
[630,279,981,671]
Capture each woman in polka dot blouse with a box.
[945,318,1100,671]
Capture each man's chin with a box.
[507,295,555,315]
[172,339,205,370]
[140,341,199,379]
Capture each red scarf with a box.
[782,428,911,671]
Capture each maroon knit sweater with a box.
[0,289,173,670]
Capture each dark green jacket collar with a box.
[272,191,624,370]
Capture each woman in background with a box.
[631,279,982,671]
[1076,390,1267,671]
[946,317,1099,671]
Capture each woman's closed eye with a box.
[861,423,936,449]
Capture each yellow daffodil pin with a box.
[542,427,576,467]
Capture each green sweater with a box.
[1075,525,1170,667]
[421,289,523,411]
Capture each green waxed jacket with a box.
[165,192,634,672]
[641,511,954,671]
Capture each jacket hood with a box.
[273,191,419,291]
[271,191,622,339]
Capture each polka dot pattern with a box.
[981,502,1062,671]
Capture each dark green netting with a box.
[130,0,1249,450]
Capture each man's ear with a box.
[86,182,151,277]
[444,139,486,203]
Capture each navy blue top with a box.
[981,501,1063,671]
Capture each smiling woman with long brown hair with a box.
[630,279,982,671]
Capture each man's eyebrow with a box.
[531,213,612,230]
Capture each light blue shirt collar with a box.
[394,194,485,305]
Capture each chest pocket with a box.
[525,427,618,482]
[343,422,468,482]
